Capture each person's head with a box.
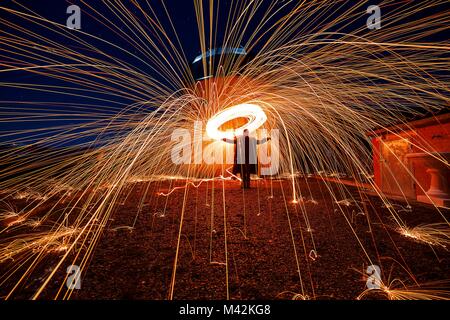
[243,129,249,136]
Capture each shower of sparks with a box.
[399,223,450,249]
[0,0,449,300]
[206,103,267,140]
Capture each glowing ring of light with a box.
[206,103,267,140]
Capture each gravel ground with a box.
[1,178,449,299]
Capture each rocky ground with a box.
[1,178,449,299]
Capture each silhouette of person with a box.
[223,129,270,189]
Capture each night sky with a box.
[0,0,446,145]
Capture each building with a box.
[369,112,450,207]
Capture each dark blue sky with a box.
[0,0,297,146]
[0,0,446,146]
